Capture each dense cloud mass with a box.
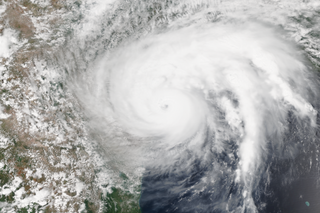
[72,1,320,212]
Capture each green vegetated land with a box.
[100,172,141,213]
[80,171,141,213]
[102,187,141,213]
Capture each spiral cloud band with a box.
[76,7,319,212]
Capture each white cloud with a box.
[0,29,17,58]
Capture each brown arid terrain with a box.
[0,0,101,212]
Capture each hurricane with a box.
[66,0,320,212]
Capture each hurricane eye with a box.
[72,2,320,213]
[161,104,169,110]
